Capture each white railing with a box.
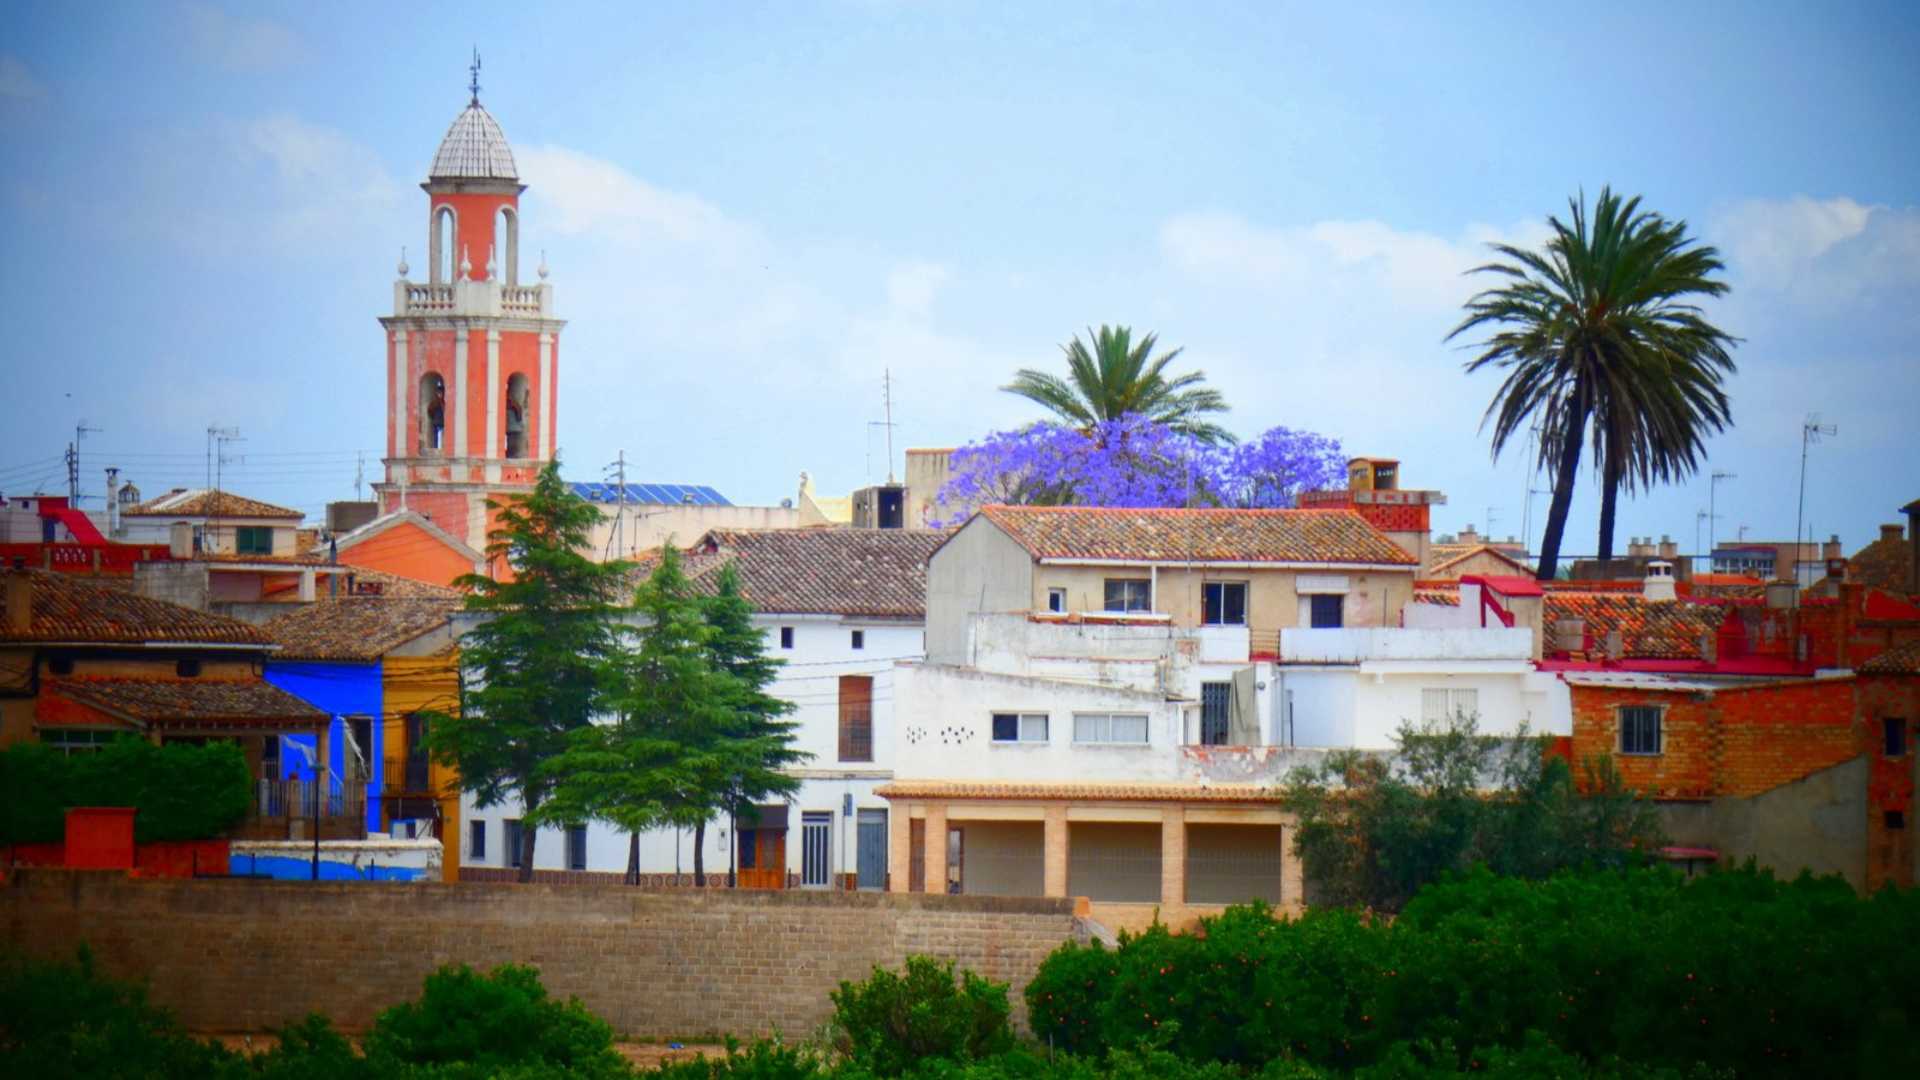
[404,284,456,313]
[1280,626,1535,663]
[500,284,544,316]
[397,281,550,318]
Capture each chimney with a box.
[1643,560,1677,602]
[1823,534,1842,561]
[4,572,31,633]
[1658,535,1678,561]
[168,522,193,559]
[1883,524,1906,544]
[104,468,120,537]
[1605,628,1624,660]
[1765,579,1797,610]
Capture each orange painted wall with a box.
[338,518,477,589]
[431,193,519,281]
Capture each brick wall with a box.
[1569,685,1716,798]
[0,872,1082,1037]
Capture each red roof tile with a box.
[1860,640,1920,675]
[1849,532,1915,595]
[975,506,1417,567]
[1,570,271,646]
[263,598,461,661]
[123,488,303,520]
[48,676,325,728]
[1544,592,1727,660]
[642,528,951,618]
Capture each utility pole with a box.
[1709,470,1736,572]
[604,450,628,558]
[67,421,101,503]
[1794,414,1836,593]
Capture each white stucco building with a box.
[458,527,947,888]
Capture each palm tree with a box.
[1449,188,1737,579]
[1004,324,1233,444]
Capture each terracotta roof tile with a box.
[1423,544,1534,577]
[264,598,461,661]
[976,506,1417,566]
[639,528,951,618]
[1544,592,1727,659]
[48,676,325,728]
[123,488,303,520]
[1849,533,1915,595]
[1413,587,1462,607]
[1,570,271,646]
[875,780,1284,804]
[336,567,463,599]
[1859,640,1920,675]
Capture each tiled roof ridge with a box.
[1860,639,1920,675]
[1,569,272,645]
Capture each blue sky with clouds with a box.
[2,2,1915,560]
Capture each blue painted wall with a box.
[264,661,384,834]
[230,852,425,882]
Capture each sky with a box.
[1,2,1916,562]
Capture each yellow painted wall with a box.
[382,653,463,882]
[1031,565,1415,635]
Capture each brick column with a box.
[888,807,913,894]
[1043,804,1069,898]
[1280,822,1305,914]
[923,804,948,894]
[1160,805,1186,907]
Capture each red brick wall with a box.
[1712,680,1859,797]
[1569,685,1715,798]
[1858,675,1920,891]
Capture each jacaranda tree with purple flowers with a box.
[930,415,1346,525]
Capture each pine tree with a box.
[424,461,632,882]
[697,564,806,886]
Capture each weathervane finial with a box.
[468,48,482,105]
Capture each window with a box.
[235,526,273,556]
[1885,718,1908,758]
[1202,582,1248,626]
[1200,682,1231,745]
[738,829,758,869]
[175,659,202,678]
[41,729,115,755]
[1887,810,1906,830]
[991,712,1048,743]
[1619,706,1662,756]
[779,626,794,649]
[469,820,487,861]
[1420,688,1481,724]
[1104,578,1151,613]
[850,629,865,650]
[566,824,588,871]
[504,819,524,868]
[838,675,874,762]
[1073,712,1150,745]
[1047,587,1067,613]
[1309,593,1344,628]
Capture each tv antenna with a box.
[66,420,102,503]
[1708,470,1736,565]
[866,368,898,484]
[1794,414,1836,591]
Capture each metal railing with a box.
[252,777,366,821]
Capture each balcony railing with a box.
[252,777,366,821]
[396,279,553,319]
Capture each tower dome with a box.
[428,102,518,182]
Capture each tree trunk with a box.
[692,819,707,887]
[1596,448,1621,563]
[1535,406,1587,581]
[625,832,640,886]
[518,825,536,884]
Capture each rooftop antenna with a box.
[67,419,102,503]
[604,450,628,559]
[353,451,365,502]
[208,426,243,550]
[1709,470,1736,567]
[1793,414,1835,596]
[866,368,898,484]
[1695,509,1710,573]
[468,48,482,105]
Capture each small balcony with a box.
[394,279,553,319]
[240,777,367,840]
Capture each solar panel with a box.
[565,480,732,506]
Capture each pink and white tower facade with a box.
[375,76,563,553]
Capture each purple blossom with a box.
[930,415,1346,525]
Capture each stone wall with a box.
[1,871,1083,1036]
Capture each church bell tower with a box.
[376,57,564,554]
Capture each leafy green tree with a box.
[1449,188,1737,576]
[699,563,805,887]
[425,461,633,882]
[1004,325,1233,445]
[1280,712,1664,911]
[830,956,1014,1076]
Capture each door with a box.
[801,811,833,888]
[856,809,888,890]
[1200,682,1231,745]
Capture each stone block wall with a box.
[1,872,1083,1036]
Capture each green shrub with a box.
[0,737,252,844]
[0,946,246,1079]
[364,963,629,1079]
[829,956,1012,1076]
[1023,866,1920,1078]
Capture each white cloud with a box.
[1712,195,1920,303]
[0,55,46,100]
[183,3,302,73]
[518,145,759,262]
[884,261,949,319]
